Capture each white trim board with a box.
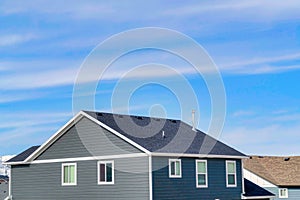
[30,153,148,164]
[23,111,150,164]
[243,169,276,188]
[242,195,275,199]
[150,152,247,159]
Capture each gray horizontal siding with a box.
[265,187,300,200]
[152,157,243,200]
[11,156,149,200]
[0,182,8,200]
[36,117,142,160]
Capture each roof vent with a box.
[170,119,176,123]
[192,110,196,131]
[258,156,264,158]
[162,131,166,138]
[284,157,290,161]
[97,113,103,116]
[249,156,252,159]
[137,116,143,120]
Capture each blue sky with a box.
[1,0,300,156]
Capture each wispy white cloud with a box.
[220,52,300,74]
[0,111,72,129]
[222,53,300,69]
[0,34,36,46]
[222,123,300,155]
[164,0,300,22]
[232,110,256,117]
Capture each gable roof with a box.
[7,146,40,163]
[243,156,300,187]
[6,111,246,165]
[243,178,275,199]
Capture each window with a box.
[169,159,181,178]
[279,188,288,198]
[226,160,236,187]
[62,163,77,186]
[196,160,207,188]
[98,161,114,184]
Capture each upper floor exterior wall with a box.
[152,157,243,200]
[11,156,150,200]
[36,117,142,160]
[265,187,300,200]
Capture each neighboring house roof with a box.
[243,178,275,199]
[6,111,246,164]
[7,146,40,163]
[243,156,300,187]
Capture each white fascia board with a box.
[243,169,277,187]
[242,195,275,199]
[24,111,84,163]
[22,111,150,164]
[31,153,148,164]
[7,153,148,165]
[150,152,248,159]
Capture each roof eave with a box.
[242,195,276,199]
[151,152,248,159]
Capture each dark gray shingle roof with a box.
[85,111,245,157]
[243,178,275,197]
[7,146,40,163]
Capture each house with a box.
[244,156,300,200]
[6,111,274,199]
[0,175,8,200]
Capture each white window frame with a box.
[196,159,208,188]
[97,160,115,185]
[61,163,77,186]
[168,159,182,178]
[279,188,288,198]
[226,160,237,187]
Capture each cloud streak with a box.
[0,34,36,46]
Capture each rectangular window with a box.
[196,160,207,188]
[98,161,114,185]
[226,160,236,187]
[169,159,181,178]
[62,163,77,186]
[279,188,288,198]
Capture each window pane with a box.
[228,174,235,185]
[63,166,69,183]
[197,162,206,173]
[198,174,206,185]
[100,163,106,182]
[106,163,112,182]
[280,189,287,196]
[175,161,180,175]
[170,161,175,175]
[69,165,75,183]
[227,162,235,173]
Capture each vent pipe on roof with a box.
[192,110,196,131]
[162,131,165,138]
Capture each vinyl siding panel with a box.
[0,182,8,200]
[265,187,300,200]
[152,157,243,200]
[11,156,149,200]
[36,117,142,160]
